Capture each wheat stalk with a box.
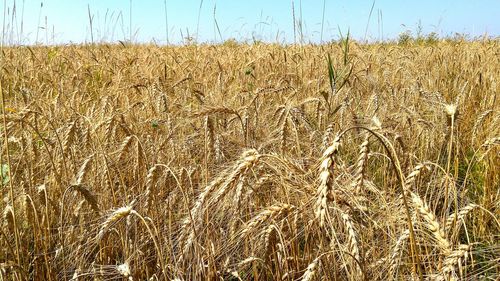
[240,203,294,237]
[135,138,145,171]
[445,203,478,233]
[192,106,239,118]
[71,184,99,213]
[405,163,429,187]
[117,135,135,163]
[62,120,77,154]
[204,115,215,162]
[351,135,369,193]
[74,156,93,185]
[232,175,246,212]
[340,211,363,279]
[81,125,92,149]
[301,255,321,281]
[409,191,451,255]
[321,124,334,151]
[3,205,14,233]
[262,224,278,257]
[214,135,224,163]
[471,109,493,141]
[315,135,341,227]
[97,205,133,242]
[210,149,260,209]
[280,118,288,154]
[181,149,260,256]
[440,244,470,280]
[145,165,160,208]
[388,229,410,278]
[179,169,227,245]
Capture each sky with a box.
[1,0,499,45]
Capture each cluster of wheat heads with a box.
[0,40,499,280]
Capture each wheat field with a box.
[0,39,499,280]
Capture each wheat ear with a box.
[351,135,369,193]
[62,120,77,154]
[438,244,470,281]
[409,191,451,255]
[145,165,160,209]
[240,203,294,237]
[210,149,260,210]
[71,184,99,213]
[405,163,429,187]
[117,135,135,163]
[97,205,133,242]
[3,205,15,233]
[301,255,321,281]
[74,155,93,185]
[388,229,410,278]
[340,211,363,279]
[315,135,341,227]
[445,203,478,233]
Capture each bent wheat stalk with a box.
[97,205,133,242]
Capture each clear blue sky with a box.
[1,0,499,45]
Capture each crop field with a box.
[0,39,499,280]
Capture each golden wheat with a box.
[0,40,498,280]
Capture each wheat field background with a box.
[0,39,499,280]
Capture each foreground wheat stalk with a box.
[315,135,341,227]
